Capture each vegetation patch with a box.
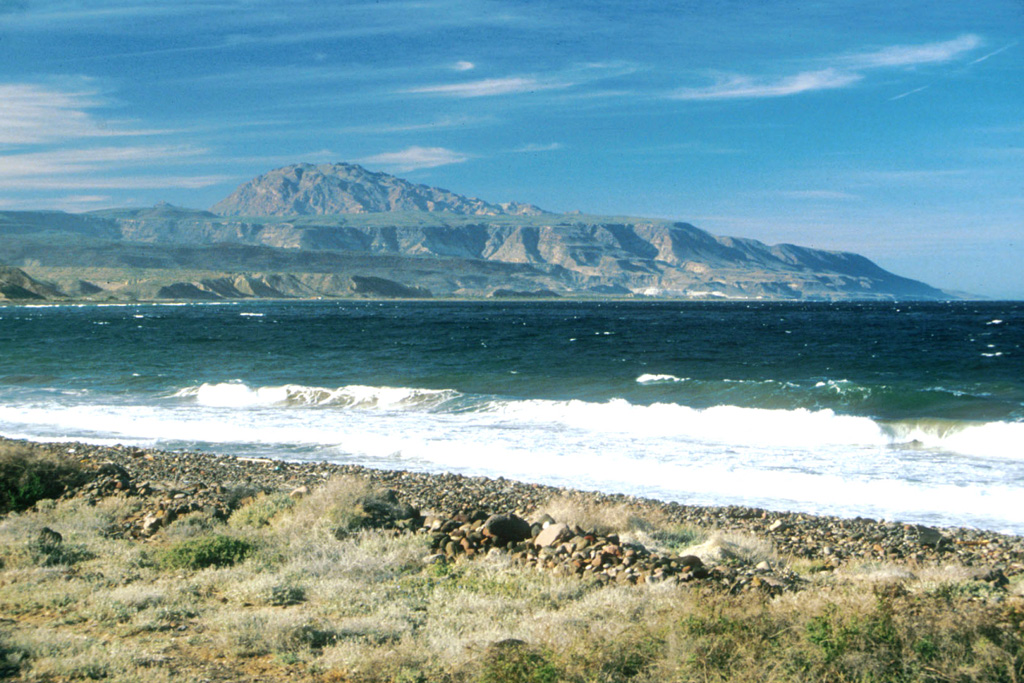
[478,640,559,683]
[158,533,257,570]
[229,491,296,529]
[0,442,87,514]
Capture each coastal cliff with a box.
[0,163,950,301]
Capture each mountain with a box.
[0,266,64,301]
[0,164,954,302]
[211,163,546,217]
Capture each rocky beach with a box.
[17,437,1023,591]
[3,436,1024,681]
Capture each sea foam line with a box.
[173,381,461,410]
[162,381,1024,460]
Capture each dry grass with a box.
[538,494,704,553]
[1,479,1022,682]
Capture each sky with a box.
[0,1,1022,298]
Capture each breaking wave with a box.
[165,381,1023,461]
[173,381,461,411]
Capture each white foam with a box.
[4,385,1023,532]
[636,373,687,384]
[489,397,890,449]
[174,382,460,411]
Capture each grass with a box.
[0,441,87,514]
[0,463,1022,682]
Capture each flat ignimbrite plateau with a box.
[1,300,1021,533]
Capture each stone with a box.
[481,513,532,544]
[677,555,704,571]
[534,522,571,548]
[141,513,163,536]
[768,520,790,532]
[907,524,946,548]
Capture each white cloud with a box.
[0,82,171,144]
[968,41,1018,65]
[671,35,985,102]
[453,60,475,71]
[336,115,492,135]
[0,175,230,190]
[888,85,931,101]
[0,145,206,179]
[672,69,861,100]
[406,76,568,98]
[842,34,982,69]
[358,146,470,171]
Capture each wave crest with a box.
[173,382,461,410]
[636,373,688,384]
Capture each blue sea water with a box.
[1,300,1022,533]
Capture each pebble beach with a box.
[12,437,1021,590]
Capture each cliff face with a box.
[0,163,952,301]
[210,163,546,217]
[0,266,64,301]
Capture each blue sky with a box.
[1,1,1022,297]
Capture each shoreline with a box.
[7,436,1022,576]
[4,435,1024,681]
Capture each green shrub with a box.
[228,492,295,529]
[158,534,256,570]
[0,632,26,678]
[478,640,559,683]
[0,443,87,514]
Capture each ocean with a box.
[1,300,1021,533]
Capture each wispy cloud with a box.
[405,76,569,98]
[0,194,115,212]
[453,61,475,71]
[336,115,493,135]
[0,82,171,144]
[0,175,230,190]
[0,145,206,179]
[672,69,860,100]
[888,85,931,101]
[840,34,982,69]
[406,62,635,99]
[358,146,470,172]
[968,40,1018,65]
[671,35,984,101]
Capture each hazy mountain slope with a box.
[0,163,953,301]
[0,266,64,300]
[210,163,546,217]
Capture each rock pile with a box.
[10,437,1023,586]
[418,510,803,594]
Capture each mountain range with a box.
[0,162,950,302]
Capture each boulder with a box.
[906,524,946,548]
[481,513,532,544]
[534,522,571,548]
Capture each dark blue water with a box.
[1,300,1021,531]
